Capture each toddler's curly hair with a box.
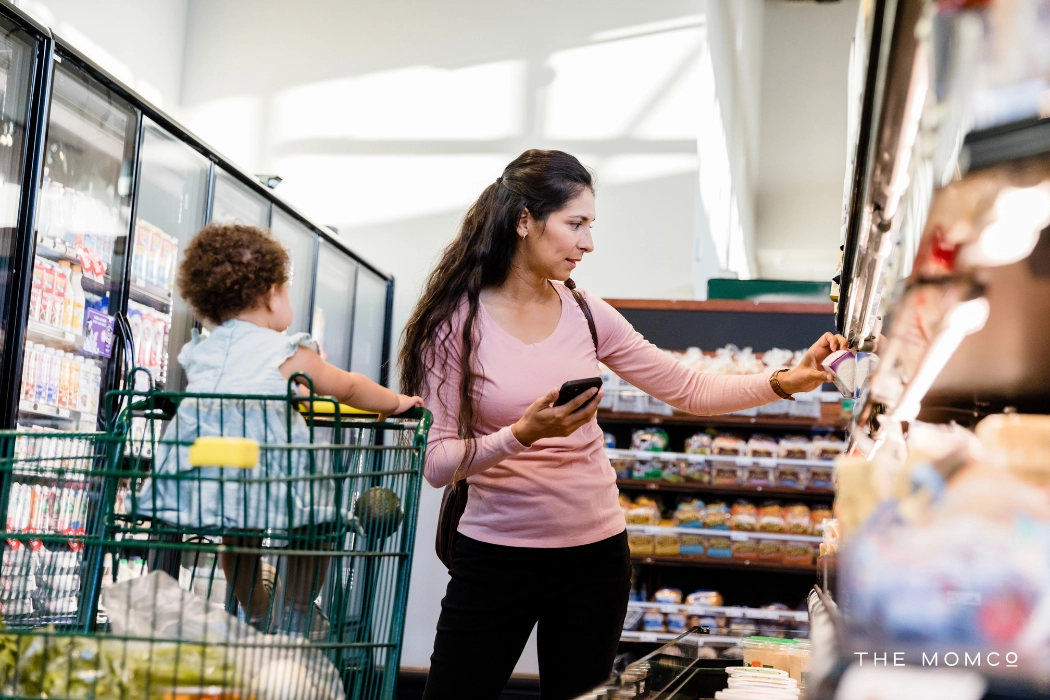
[177,223,290,325]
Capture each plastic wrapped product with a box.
[746,435,778,459]
[610,454,636,479]
[685,432,713,455]
[721,646,744,660]
[822,349,856,397]
[682,456,710,484]
[783,542,815,566]
[729,500,757,531]
[685,590,724,607]
[642,609,666,632]
[811,439,847,462]
[757,502,786,532]
[627,498,660,526]
[744,461,776,486]
[666,612,689,634]
[659,455,689,483]
[712,435,746,456]
[604,432,617,449]
[703,502,731,530]
[695,646,719,660]
[655,530,680,556]
[775,463,807,489]
[730,619,759,638]
[679,532,705,555]
[631,458,663,480]
[784,503,812,535]
[631,428,669,452]
[675,499,706,527]
[705,534,733,558]
[710,461,742,486]
[758,540,785,563]
[628,532,655,556]
[654,588,683,604]
[622,608,644,631]
[811,505,833,535]
[731,539,759,560]
[778,436,812,461]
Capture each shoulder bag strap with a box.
[564,279,599,356]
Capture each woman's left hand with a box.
[778,332,850,395]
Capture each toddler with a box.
[140,223,421,637]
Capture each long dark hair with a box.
[400,149,593,479]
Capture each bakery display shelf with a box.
[598,410,847,431]
[128,281,173,312]
[620,630,742,646]
[609,449,833,469]
[616,479,834,502]
[627,601,808,623]
[627,524,820,544]
[962,116,1050,173]
[630,554,816,574]
[25,319,104,358]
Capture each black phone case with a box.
[554,377,603,407]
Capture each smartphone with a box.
[554,377,603,407]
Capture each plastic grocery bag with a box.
[102,570,344,700]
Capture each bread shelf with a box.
[620,630,742,645]
[598,410,847,431]
[630,554,816,574]
[627,601,808,623]
[617,478,834,502]
[627,524,820,544]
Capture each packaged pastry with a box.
[666,611,689,634]
[812,438,847,461]
[811,505,833,534]
[778,436,812,460]
[654,588,683,604]
[685,590,723,607]
[703,502,730,530]
[784,503,812,535]
[609,453,635,479]
[705,534,733,558]
[628,531,655,556]
[710,461,742,486]
[757,539,785,562]
[642,609,666,632]
[784,542,815,566]
[712,434,746,456]
[746,435,778,459]
[808,464,835,489]
[627,497,660,526]
[757,502,785,532]
[632,428,669,452]
[658,455,689,483]
[685,432,713,455]
[729,500,757,531]
[731,539,759,560]
[775,463,807,489]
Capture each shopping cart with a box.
[0,371,431,700]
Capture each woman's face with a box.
[516,188,596,281]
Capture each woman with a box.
[400,150,846,700]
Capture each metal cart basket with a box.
[0,373,431,700]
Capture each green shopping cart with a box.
[0,370,431,700]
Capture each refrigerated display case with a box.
[128,117,209,392]
[20,59,137,433]
[312,238,357,370]
[351,265,390,384]
[209,167,269,229]
[270,208,316,336]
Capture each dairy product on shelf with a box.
[127,299,171,385]
[70,265,85,333]
[132,220,178,293]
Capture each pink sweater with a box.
[423,283,780,548]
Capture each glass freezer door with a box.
[20,60,137,432]
[209,168,270,228]
[312,239,357,370]
[350,267,389,384]
[270,209,316,336]
[129,118,209,392]
[0,18,37,366]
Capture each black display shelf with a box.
[598,410,848,431]
[616,478,835,502]
[962,116,1050,173]
[631,554,816,574]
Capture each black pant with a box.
[423,530,631,700]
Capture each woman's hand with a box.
[381,394,424,421]
[512,387,604,447]
[778,332,850,395]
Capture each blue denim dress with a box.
[139,319,337,532]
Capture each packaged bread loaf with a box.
[757,502,786,532]
[784,503,812,535]
[778,436,812,460]
[685,432,713,455]
[712,434,746,456]
[729,500,757,531]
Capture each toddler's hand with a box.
[384,394,424,420]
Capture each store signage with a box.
[84,309,115,358]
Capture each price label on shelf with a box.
[659,605,677,614]
[638,633,659,643]
[729,532,749,542]
[757,458,777,468]
[735,457,752,467]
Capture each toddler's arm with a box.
[280,347,422,419]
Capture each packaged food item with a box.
[721,646,744,661]
[655,527,680,556]
[775,463,807,489]
[148,225,166,288]
[631,458,662,480]
[29,260,44,322]
[39,261,56,327]
[609,453,635,479]
[812,439,847,462]
[21,344,38,401]
[666,612,688,634]
[731,539,759,560]
[627,531,655,556]
[42,348,58,406]
[744,461,775,486]
[705,534,733,558]
[783,542,815,566]
[58,261,74,329]
[685,590,723,607]
[778,436,812,460]
[622,608,644,631]
[729,500,757,531]
[695,646,719,660]
[757,502,785,532]
[682,456,710,483]
[132,221,150,284]
[757,540,785,563]
[675,499,705,527]
[685,432,712,454]
[603,432,616,449]
[70,265,86,334]
[642,609,665,632]
[57,353,72,410]
[730,619,759,638]
[658,455,689,483]
[712,434,746,456]
[51,261,68,327]
[709,461,741,486]
[811,505,833,535]
[626,498,659,526]
[632,428,669,452]
[160,232,178,291]
[654,588,683,604]
[784,503,812,535]
[746,435,777,459]
[808,464,835,489]
[679,532,705,555]
[618,493,631,513]
[703,502,730,529]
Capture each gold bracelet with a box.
[770,369,795,401]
